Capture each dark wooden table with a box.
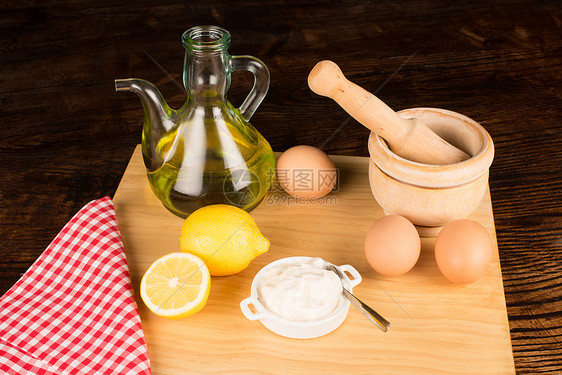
[1,0,560,373]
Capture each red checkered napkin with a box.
[0,197,151,375]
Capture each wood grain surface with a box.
[0,0,560,373]
[115,146,514,374]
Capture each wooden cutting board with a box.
[113,145,515,374]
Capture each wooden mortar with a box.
[368,107,495,237]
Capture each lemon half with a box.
[140,252,211,319]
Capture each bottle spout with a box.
[114,78,175,129]
[115,78,177,171]
[115,78,134,92]
[115,78,167,106]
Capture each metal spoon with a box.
[328,265,390,332]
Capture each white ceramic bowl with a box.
[240,256,361,339]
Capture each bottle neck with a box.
[182,26,232,101]
[183,50,231,100]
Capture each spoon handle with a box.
[343,287,390,332]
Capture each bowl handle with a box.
[240,297,266,321]
[337,265,362,288]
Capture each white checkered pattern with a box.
[0,197,151,374]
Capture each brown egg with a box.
[364,215,421,276]
[434,219,493,284]
[276,145,337,199]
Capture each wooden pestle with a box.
[308,60,470,165]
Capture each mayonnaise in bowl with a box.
[240,257,362,339]
[257,257,343,322]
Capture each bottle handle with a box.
[231,55,270,121]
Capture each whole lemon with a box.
[180,204,270,276]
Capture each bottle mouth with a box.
[182,25,231,51]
